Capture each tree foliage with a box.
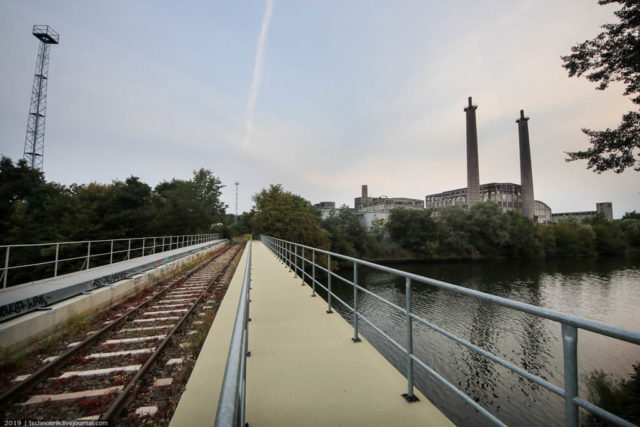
[252,185,329,249]
[562,0,640,173]
[321,207,368,257]
[0,156,226,245]
[384,202,636,260]
[584,363,640,425]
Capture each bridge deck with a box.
[171,241,451,426]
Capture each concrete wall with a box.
[361,211,390,231]
[0,242,226,353]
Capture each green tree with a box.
[191,168,226,221]
[437,207,477,259]
[228,211,255,237]
[321,207,369,257]
[151,169,226,236]
[68,182,114,239]
[252,185,329,248]
[386,208,438,256]
[622,210,640,219]
[620,217,640,248]
[551,219,598,257]
[467,202,510,258]
[0,157,74,244]
[503,210,544,259]
[562,0,640,173]
[537,224,557,257]
[101,177,153,238]
[584,363,640,425]
[584,215,629,254]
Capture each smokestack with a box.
[465,97,481,208]
[362,185,368,198]
[517,110,535,220]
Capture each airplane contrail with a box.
[242,0,274,147]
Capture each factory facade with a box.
[424,97,611,224]
[425,183,553,223]
[316,97,612,229]
[354,185,423,230]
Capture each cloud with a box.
[242,0,274,148]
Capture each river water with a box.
[310,255,640,426]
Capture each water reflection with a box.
[312,255,640,426]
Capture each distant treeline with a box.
[0,156,227,245]
[242,185,640,261]
[3,160,639,263]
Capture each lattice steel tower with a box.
[23,25,59,171]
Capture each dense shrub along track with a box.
[0,242,243,423]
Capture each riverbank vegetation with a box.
[584,363,640,426]
[3,159,638,263]
[247,185,640,262]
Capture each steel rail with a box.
[215,241,252,427]
[103,244,243,421]
[0,244,230,407]
[1,234,220,289]
[273,237,640,344]
[0,234,216,248]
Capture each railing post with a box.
[153,237,156,254]
[86,241,91,270]
[294,245,298,277]
[311,249,316,297]
[3,246,9,289]
[403,277,418,402]
[352,261,361,342]
[54,243,59,277]
[110,240,114,264]
[562,323,579,427]
[326,254,333,314]
[142,238,145,257]
[162,236,165,252]
[288,243,292,272]
[301,247,305,286]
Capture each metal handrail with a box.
[216,239,252,427]
[261,235,639,427]
[0,234,220,289]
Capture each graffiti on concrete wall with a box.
[91,270,128,289]
[0,295,47,321]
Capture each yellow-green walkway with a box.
[171,241,452,426]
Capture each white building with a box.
[355,185,424,230]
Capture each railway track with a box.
[0,242,243,423]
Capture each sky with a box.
[1,1,638,218]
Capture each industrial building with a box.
[313,201,336,219]
[425,183,553,223]
[317,97,612,229]
[424,97,611,223]
[424,99,550,221]
[355,185,424,230]
[552,202,613,223]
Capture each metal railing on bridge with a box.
[1,234,220,289]
[261,235,640,427]
[215,239,252,427]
